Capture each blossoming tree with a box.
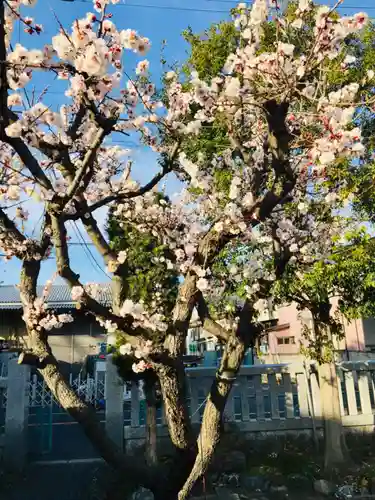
[0,0,373,497]
[177,2,375,473]
[107,207,179,467]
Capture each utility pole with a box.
[279,0,289,14]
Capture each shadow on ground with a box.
[0,462,111,500]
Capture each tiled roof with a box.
[0,284,112,309]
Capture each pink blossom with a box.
[7,93,22,106]
[132,360,149,373]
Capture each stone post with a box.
[4,357,30,470]
[105,354,124,451]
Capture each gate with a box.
[28,373,106,461]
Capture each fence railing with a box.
[123,361,375,450]
[2,357,375,465]
[28,372,105,408]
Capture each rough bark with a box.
[178,301,257,500]
[178,335,246,500]
[318,362,347,470]
[157,362,193,453]
[153,360,195,500]
[165,273,197,357]
[148,273,198,499]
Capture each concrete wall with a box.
[47,333,106,365]
[121,362,375,454]
[0,310,106,366]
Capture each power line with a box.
[204,0,375,10]
[71,221,111,279]
[67,241,96,246]
[334,5,375,9]
[63,0,229,13]
[204,0,240,3]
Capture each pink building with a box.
[261,300,371,364]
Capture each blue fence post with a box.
[4,357,30,470]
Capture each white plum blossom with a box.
[120,299,136,316]
[102,320,117,333]
[119,343,133,356]
[117,250,128,264]
[277,42,295,56]
[58,314,74,324]
[107,335,117,346]
[71,286,84,302]
[197,278,209,291]
[165,71,176,81]
[136,60,150,76]
[5,122,22,138]
[225,77,241,98]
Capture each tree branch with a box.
[179,300,259,500]
[80,211,116,264]
[67,104,86,142]
[195,291,231,342]
[50,213,149,338]
[5,137,53,191]
[85,167,172,213]
[66,127,107,200]
[78,141,180,215]
[0,207,26,246]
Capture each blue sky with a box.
[1,0,374,285]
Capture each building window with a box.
[277,336,296,345]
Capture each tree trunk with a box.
[158,362,193,453]
[155,361,196,500]
[39,361,125,467]
[318,362,347,470]
[178,336,246,500]
[33,339,156,488]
